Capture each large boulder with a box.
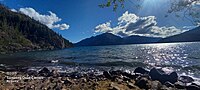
[169,72,178,84]
[149,68,161,81]
[149,68,178,84]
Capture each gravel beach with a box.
[0,67,200,90]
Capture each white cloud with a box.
[118,11,139,24]
[148,26,186,37]
[17,7,69,30]
[95,21,112,33]
[10,9,17,12]
[95,11,187,38]
[52,24,70,30]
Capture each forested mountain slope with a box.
[0,5,72,53]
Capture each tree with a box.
[99,0,125,11]
[168,0,200,25]
[100,0,200,26]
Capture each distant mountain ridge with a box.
[75,33,124,46]
[159,26,200,43]
[123,35,161,44]
[0,5,72,53]
[75,33,161,46]
[76,26,200,47]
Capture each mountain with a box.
[159,26,200,43]
[75,33,161,46]
[123,35,161,44]
[75,33,124,46]
[0,5,73,53]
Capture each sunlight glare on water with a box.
[0,42,200,78]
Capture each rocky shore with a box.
[0,67,200,90]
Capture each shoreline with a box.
[0,67,199,90]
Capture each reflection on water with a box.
[0,42,200,78]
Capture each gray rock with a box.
[179,76,194,84]
[109,70,123,76]
[134,67,149,74]
[151,81,163,90]
[175,82,185,89]
[169,72,178,84]
[149,68,178,84]
[110,83,120,90]
[191,82,200,88]
[38,67,51,76]
[103,71,112,79]
[123,76,131,82]
[186,85,200,90]
[135,78,150,89]
[50,70,60,77]
[121,72,137,79]
[149,68,161,80]
[127,82,137,89]
[64,78,73,85]
[164,81,175,87]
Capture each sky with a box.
[0,0,197,43]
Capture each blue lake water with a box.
[0,42,200,79]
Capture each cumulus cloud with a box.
[15,7,69,30]
[95,21,112,33]
[95,11,187,38]
[10,9,17,12]
[52,24,70,30]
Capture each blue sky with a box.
[0,0,196,43]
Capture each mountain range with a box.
[75,33,161,46]
[76,26,200,46]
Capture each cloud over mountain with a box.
[95,11,187,38]
[16,7,69,30]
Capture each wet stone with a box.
[64,78,73,85]
[164,81,175,87]
[134,67,149,74]
[174,82,186,89]
[127,82,137,89]
[110,83,120,90]
[149,68,178,84]
[186,85,200,90]
[135,77,151,89]
[103,71,112,79]
[179,76,194,84]
[38,67,51,76]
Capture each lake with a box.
[0,42,200,79]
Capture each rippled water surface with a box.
[0,42,200,78]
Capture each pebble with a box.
[127,82,136,89]
[110,83,120,90]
